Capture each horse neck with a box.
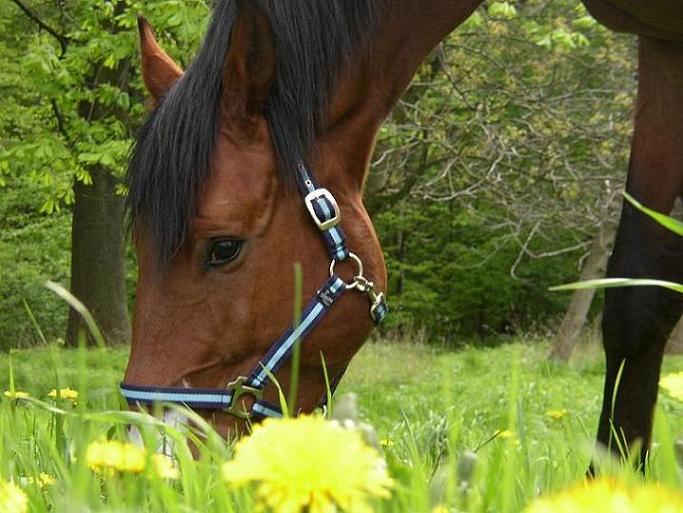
[319,0,483,188]
[369,0,484,111]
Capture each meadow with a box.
[2,2,681,512]
[1,338,682,512]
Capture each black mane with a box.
[126,0,384,264]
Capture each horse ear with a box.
[138,15,183,100]
[222,1,275,122]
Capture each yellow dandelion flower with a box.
[150,454,179,480]
[222,416,394,513]
[379,438,395,449]
[3,390,29,400]
[546,409,568,421]
[48,388,79,402]
[660,372,683,401]
[24,473,56,489]
[85,440,178,479]
[524,478,683,513]
[85,440,146,474]
[495,429,521,447]
[431,505,449,513]
[0,481,28,513]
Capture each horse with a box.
[122,0,683,468]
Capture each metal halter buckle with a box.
[225,376,263,420]
[304,188,341,231]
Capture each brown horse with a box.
[123,0,683,467]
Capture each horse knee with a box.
[601,210,683,355]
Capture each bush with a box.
[0,177,71,349]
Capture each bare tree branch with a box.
[50,98,69,141]
[9,0,71,55]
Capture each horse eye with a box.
[206,238,243,268]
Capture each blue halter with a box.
[120,164,388,420]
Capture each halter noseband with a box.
[120,163,388,420]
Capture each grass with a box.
[1,338,682,512]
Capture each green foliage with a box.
[1,0,638,345]
[370,0,635,340]
[0,341,681,511]
[0,176,70,349]
[0,1,210,347]
[0,0,210,210]
[376,201,578,339]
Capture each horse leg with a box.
[597,35,683,469]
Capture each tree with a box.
[0,1,208,345]
[549,220,616,361]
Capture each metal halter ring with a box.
[329,252,365,290]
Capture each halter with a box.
[120,164,388,420]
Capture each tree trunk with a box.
[66,165,130,345]
[549,221,617,361]
[665,198,683,355]
[666,318,683,354]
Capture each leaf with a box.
[488,2,517,20]
[572,33,590,48]
[623,191,683,236]
[39,198,56,215]
[572,16,597,31]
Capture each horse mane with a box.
[126,0,385,265]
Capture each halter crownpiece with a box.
[120,163,388,419]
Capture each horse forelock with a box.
[126,0,387,267]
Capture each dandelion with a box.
[496,429,515,439]
[524,478,683,513]
[85,440,179,479]
[379,438,395,449]
[86,440,146,474]
[150,454,179,480]
[48,387,79,403]
[3,390,29,400]
[546,409,568,421]
[660,372,683,401]
[222,415,394,513]
[0,481,28,513]
[495,429,521,447]
[22,473,56,489]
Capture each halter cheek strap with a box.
[120,163,388,419]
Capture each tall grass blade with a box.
[288,263,304,416]
[44,281,106,348]
[624,191,683,236]
[550,278,683,294]
[23,298,48,346]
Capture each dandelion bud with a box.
[675,440,683,467]
[331,392,359,423]
[457,450,478,485]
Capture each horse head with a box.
[123,1,387,435]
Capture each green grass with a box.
[1,339,682,512]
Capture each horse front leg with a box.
[598,208,683,467]
[597,35,683,469]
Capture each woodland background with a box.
[0,0,649,355]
